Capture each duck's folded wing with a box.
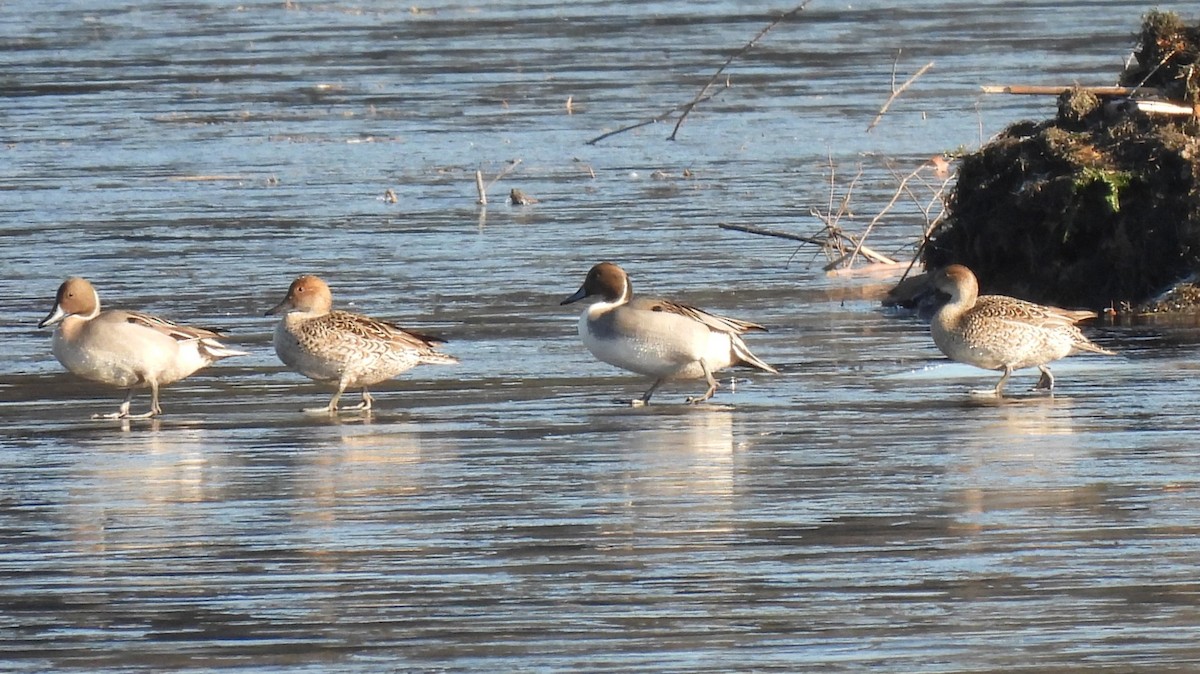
[631,297,767,334]
[328,311,447,351]
[123,311,225,341]
[974,296,1096,328]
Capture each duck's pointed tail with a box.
[732,336,778,374]
[419,351,460,366]
[1074,339,1117,357]
[199,338,250,361]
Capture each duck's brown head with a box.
[267,274,334,316]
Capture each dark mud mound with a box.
[921,11,1200,311]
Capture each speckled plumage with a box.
[38,277,247,418]
[267,275,456,413]
[561,262,777,405]
[930,264,1115,395]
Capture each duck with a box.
[561,262,777,405]
[930,264,1115,396]
[266,275,457,413]
[38,277,248,419]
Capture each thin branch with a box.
[719,222,831,246]
[720,222,894,268]
[822,245,896,271]
[866,60,934,133]
[847,162,929,267]
[669,1,814,140]
[485,159,522,191]
[831,164,861,227]
[897,169,955,285]
[789,159,862,268]
[585,89,725,146]
[586,1,812,145]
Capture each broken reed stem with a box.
[866,59,934,133]
[475,159,523,204]
[668,0,813,141]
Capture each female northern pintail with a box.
[930,264,1115,396]
[561,262,777,405]
[267,275,457,414]
[38,277,248,419]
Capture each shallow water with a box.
[4,1,1200,671]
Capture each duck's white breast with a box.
[53,314,207,388]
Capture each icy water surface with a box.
[4,0,1200,671]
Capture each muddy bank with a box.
[919,11,1200,313]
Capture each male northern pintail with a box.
[266,275,458,413]
[561,262,777,405]
[38,277,248,419]
[930,264,1115,396]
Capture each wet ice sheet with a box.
[4,0,1200,672]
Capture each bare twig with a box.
[1130,46,1182,92]
[585,89,725,145]
[722,155,952,275]
[475,170,487,205]
[486,159,522,191]
[867,58,934,133]
[896,161,955,285]
[669,1,813,140]
[794,158,863,267]
[846,160,949,269]
[719,223,895,268]
[981,84,1158,96]
[822,245,897,271]
[719,222,830,246]
[586,1,812,145]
